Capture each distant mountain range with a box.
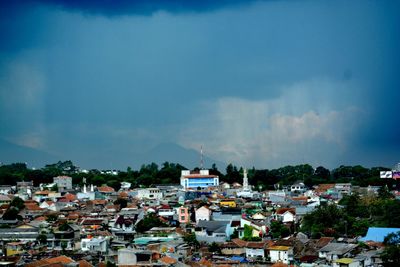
[137,142,227,170]
[0,139,226,171]
[0,139,57,168]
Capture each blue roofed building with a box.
[360,227,400,242]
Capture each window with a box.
[181,216,185,220]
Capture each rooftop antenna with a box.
[200,145,204,170]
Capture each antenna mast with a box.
[200,145,204,170]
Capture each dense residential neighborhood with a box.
[0,162,399,266]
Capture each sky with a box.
[0,0,399,170]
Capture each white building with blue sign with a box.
[180,169,219,190]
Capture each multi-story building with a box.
[177,206,190,224]
[180,169,219,190]
[53,176,72,191]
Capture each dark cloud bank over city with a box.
[0,0,399,170]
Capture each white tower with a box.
[243,169,249,191]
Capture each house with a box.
[120,181,131,190]
[268,190,287,204]
[136,188,163,200]
[16,181,33,199]
[319,243,358,262]
[33,190,52,202]
[39,201,57,211]
[240,217,267,237]
[246,241,269,260]
[195,206,211,223]
[97,185,115,197]
[52,223,81,250]
[220,199,236,208]
[81,237,109,253]
[335,183,352,195]
[5,242,25,257]
[195,220,229,243]
[220,241,246,256]
[269,245,294,264]
[177,206,190,224]
[25,256,75,267]
[0,224,54,243]
[333,258,363,267]
[356,249,383,267]
[159,256,178,265]
[53,175,73,191]
[252,212,266,220]
[273,208,296,223]
[212,207,242,222]
[315,184,336,196]
[290,183,306,194]
[118,248,154,266]
[0,195,11,205]
[158,205,175,217]
[0,185,13,195]
[230,239,271,260]
[23,201,45,217]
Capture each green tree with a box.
[301,204,345,238]
[381,231,400,267]
[208,242,221,254]
[270,221,290,239]
[114,198,128,209]
[243,224,254,239]
[10,197,25,210]
[378,185,393,200]
[183,232,200,249]
[106,261,117,267]
[230,228,239,239]
[135,214,167,233]
[37,234,48,245]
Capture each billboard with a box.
[393,172,400,179]
[380,171,393,178]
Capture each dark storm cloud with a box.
[1,0,400,169]
[0,0,260,52]
[38,0,260,16]
[1,0,261,17]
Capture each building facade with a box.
[180,170,219,190]
[53,176,73,191]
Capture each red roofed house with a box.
[97,186,115,197]
[273,208,296,223]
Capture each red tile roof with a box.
[78,260,93,267]
[160,256,177,264]
[64,193,77,201]
[276,207,296,215]
[183,174,218,178]
[97,186,115,193]
[26,255,74,267]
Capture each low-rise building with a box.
[136,188,163,200]
[195,206,211,223]
[269,245,294,264]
